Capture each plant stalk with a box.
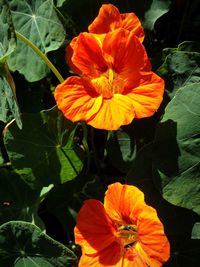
[15,31,64,83]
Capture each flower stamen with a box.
[91,68,124,98]
[117,224,138,248]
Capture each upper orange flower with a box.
[55,29,164,130]
[88,4,144,42]
[74,182,170,267]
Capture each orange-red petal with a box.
[86,94,135,130]
[133,204,170,266]
[68,33,107,78]
[120,13,144,42]
[104,183,145,224]
[88,4,144,42]
[78,242,123,267]
[88,4,121,34]
[74,199,116,254]
[125,72,164,118]
[54,76,102,122]
[66,37,82,75]
[102,29,150,76]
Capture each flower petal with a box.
[103,29,151,75]
[69,33,107,77]
[125,72,164,118]
[88,4,144,42]
[120,13,144,42]
[134,204,170,266]
[66,37,82,75]
[78,242,123,267]
[87,94,135,130]
[74,199,116,254]
[104,183,145,224]
[54,76,102,122]
[88,4,121,34]
[122,248,147,267]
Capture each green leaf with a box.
[143,0,170,30]
[7,0,66,82]
[153,83,200,215]
[106,129,136,173]
[158,42,200,98]
[0,0,16,63]
[0,168,44,227]
[0,65,22,128]
[0,221,77,266]
[192,223,200,239]
[4,106,84,187]
[45,174,104,234]
[55,0,66,7]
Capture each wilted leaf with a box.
[153,83,200,215]
[0,0,16,63]
[0,168,44,227]
[7,0,66,81]
[0,221,77,267]
[4,106,84,187]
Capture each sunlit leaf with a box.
[143,0,170,30]
[0,221,77,267]
[7,0,66,81]
[0,168,44,228]
[55,0,66,7]
[0,0,16,63]
[153,83,200,215]
[4,106,84,187]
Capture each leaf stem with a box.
[15,31,64,83]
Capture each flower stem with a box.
[15,31,65,83]
[81,122,90,173]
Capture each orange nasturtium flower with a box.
[55,29,164,130]
[66,3,144,76]
[88,4,144,42]
[74,182,170,267]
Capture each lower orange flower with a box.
[74,183,170,266]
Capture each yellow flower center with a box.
[91,68,124,99]
[117,224,138,248]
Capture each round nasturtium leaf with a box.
[4,106,84,187]
[153,83,200,215]
[7,0,66,81]
[158,42,200,98]
[0,221,77,267]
